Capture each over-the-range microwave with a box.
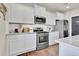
[34,16,46,24]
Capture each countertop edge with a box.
[6,32,36,35]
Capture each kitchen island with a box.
[55,35,79,56]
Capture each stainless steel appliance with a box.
[72,16,79,36]
[33,27,49,50]
[34,16,46,24]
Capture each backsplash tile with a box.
[9,24,54,33]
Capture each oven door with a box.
[39,36,48,43]
[37,33,48,45]
[36,32,49,50]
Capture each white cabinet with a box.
[46,11,56,25]
[10,4,22,22]
[59,42,79,56]
[24,34,36,52]
[22,6,34,24]
[6,33,36,56]
[49,32,59,45]
[34,5,46,17]
[9,4,34,24]
[9,35,25,55]
[56,12,64,20]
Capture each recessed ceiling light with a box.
[66,6,70,8]
[64,3,70,9]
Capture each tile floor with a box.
[18,43,59,56]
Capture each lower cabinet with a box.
[9,35,25,56]
[49,32,59,45]
[24,34,36,52]
[6,33,36,56]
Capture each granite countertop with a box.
[6,31,59,35]
[6,32,36,35]
[49,31,59,33]
[55,35,79,47]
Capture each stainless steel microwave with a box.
[34,16,46,24]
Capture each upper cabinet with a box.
[8,4,34,24]
[46,11,65,25]
[46,11,56,25]
[56,12,64,20]
[7,4,65,25]
[34,5,46,17]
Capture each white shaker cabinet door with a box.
[51,13,56,25]
[46,11,51,25]
[54,32,59,39]
[9,4,34,24]
[22,6,34,24]
[10,4,23,22]
[9,35,25,55]
[49,32,59,45]
[49,32,55,45]
[7,33,36,56]
[46,11,56,25]
[24,34,36,52]
[34,5,46,17]
[56,12,64,20]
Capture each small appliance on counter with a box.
[33,27,49,50]
[14,28,19,33]
[22,27,32,32]
[46,27,53,32]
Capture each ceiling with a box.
[20,3,79,12]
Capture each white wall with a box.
[64,8,79,37]
[9,24,20,33]
[0,12,6,56]
[5,4,10,34]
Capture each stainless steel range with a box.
[33,27,49,50]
